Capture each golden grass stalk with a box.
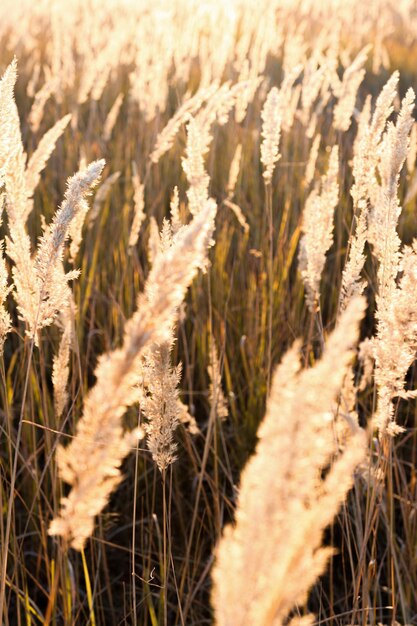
[260,86,282,184]
[150,84,218,164]
[332,44,370,132]
[182,115,211,216]
[369,88,415,297]
[4,72,30,226]
[340,75,400,311]
[299,58,326,128]
[88,170,120,227]
[371,241,417,435]
[181,83,253,218]
[207,338,228,421]
[26,60,41,99]
[1,62,101,339]
[52,299,74,418]
[299,145,339,312]
[36,160,104,276]
[7,160,104,339]
[3,63,85,338]
[211,297,367,626]
[235,72,263,124]
[304,133,321,188]
[134,345,200,450]
[26,112,71,182]
[170,185,182,234]
[139,215,200,465]
[339,209,368,311]
[226,143,242,197]
[279,64,303,133]
[103,92,124,142]
[25,113,71,200]
[223,199,249,234]
[141,340,182,472]
[68,197,89,263]
[368,88,416,435]
[128,162,145,249]
[49,198,217,549]
[147,216,160,267]
[407,121,417,174]
[28,78,56,133]
[198,79,253,131]
[0,59,18,188]
[0,229,11,354]
[0,60,16,352]
[5,83,70,227]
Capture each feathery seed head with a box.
[260,86,282,184]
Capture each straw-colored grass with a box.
[1,1,417,625]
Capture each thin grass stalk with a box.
[0,334,36,622]
[266,181,273,392]
[131,401,144,625]
[162,469,168,626]
[81,548,97,626]
[179,271,220,622]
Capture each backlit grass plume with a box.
[0,59,18,188]
[128,162,145,249]
[260,86,282,184]
[49,198,217,549]
[340,73,400,311]
[371,241,417,435]
[211,296,367,626]
[7,159,105,338]
[141,340,182,472]
[140,211,200,471]
[369,87,416,435]
[299,145,339,312]
[332,45,370,132]
[2,62,96,339]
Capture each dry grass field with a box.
[1,0,417,624]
